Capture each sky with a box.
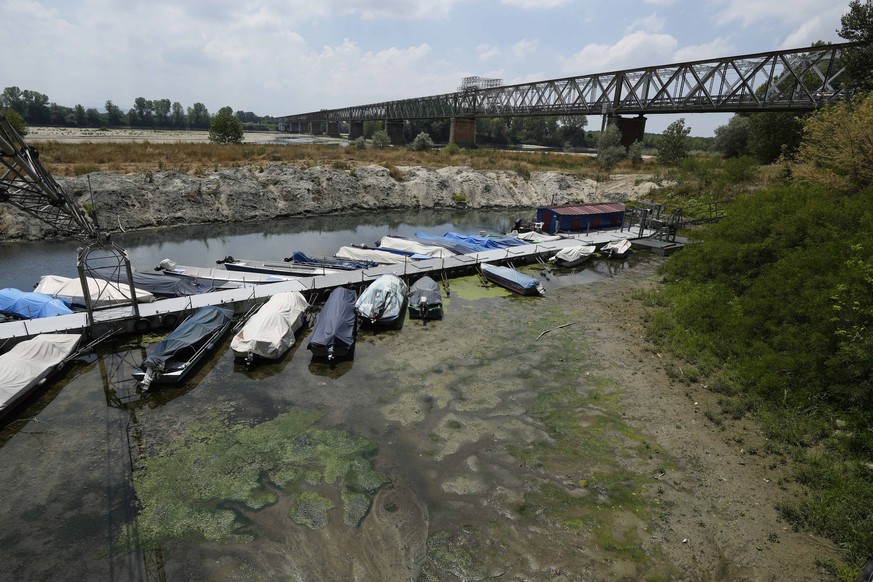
[0,0,850,137]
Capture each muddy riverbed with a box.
[0,256,838,581]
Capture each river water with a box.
[0,210,654,580]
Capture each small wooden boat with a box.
[132,305,234,390]
[548,244,597,268]
[601,239,632,259]
[408,276,443,320]
[0,333,83,419]
[480,264,545,296]
[355,274,408,328]
[307,287,358,361]
[156,258,296,287]
[231,292,310,364]
[217,256,345,277]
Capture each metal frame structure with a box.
[283,42,856,124]
[0,110,140,328]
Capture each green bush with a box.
[409,131,434,151]
[371,130,390,149]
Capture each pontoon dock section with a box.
[0,230,655,343]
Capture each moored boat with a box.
[231,292,310,364]
[284,251,378,271]
[307,287,358,361]
[408,276,443,320]
[156,258,296,287]
[34,274,155,308]
[548,244,597,268]
[132,305,234,390]
[355,274,408,327]
[0,288,74,319]
[480,263,545,296]
[0,333,83,420]
[90,266,212,297]
[601,239,632,259]
[217,256,345,277]
[335,245,412,265]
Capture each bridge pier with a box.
[311,121,324,136]
[349,121,364,140]
[607,114,647,149]
[386,119,406,146]
[327,121,341,137]
[449,117,477,148]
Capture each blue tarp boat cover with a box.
[142,305,233,370]
[442,232,528,250]
[481,264,542,292]
[90,267,212,297]
[412,232,479,254]
[308,287,357,354]
[288,251,376,270]
[0,288,74,318]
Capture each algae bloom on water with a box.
[129,409,389,548]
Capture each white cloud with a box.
[644,0,678,5]
[501,0,573,8]
[713,0,843,30]
[625,13,665,35]
[673,37,735,62]
[510,38,539,60]
[562,31,678,74]
[477,43,503,61]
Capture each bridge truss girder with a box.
[284,42,854,124]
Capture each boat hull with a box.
[481,264,544,296]
[308,287,358,361]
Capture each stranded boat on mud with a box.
[355,274,408,328]
[601,239,632,259]
[480,264,545,297]
[132,305,234,390]
[548,244,597,268]
[408,276,443,321]
[231,292,310,364]
[307,287,358,361]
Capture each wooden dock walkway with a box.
[0,228,655,344]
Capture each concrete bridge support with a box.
[386,119,406,145]
[449,117,477,148]
[311,121,324,136]
[607,114,647,149]
[327,121,341,137]
[349,121,364,140]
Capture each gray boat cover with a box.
[549,244,596,265]
[308,287,357,353]
[90,267,212,296]
[355,274,408,323]
[481,263,542,292]
[409,276,442,308]
[142,305,233,370]
[378,236,457,258]
[0,334,82,414]
[335,246,409,265]
[231,292,309,359]
[34,275,155,307]
[0,288,74,318]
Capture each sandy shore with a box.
[23,126,345,145]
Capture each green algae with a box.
[448,274,511,301]
[341,490,372,527]
[425,530,486,580]
[130,408,388,547]
[290,491,334,529]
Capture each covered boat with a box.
[231,292,310,364]
[480,264,545,296]
[378,236,457,259]
[307,287,358,361]
[156,258,296,287]
[355,274,408,327]
[408,276,443,320]
[0,288,74,319]
[335,246,411,265]
[548,244,597,268]
[601,239,632,259]
[132,305,234,389]
[217,256,345,277]
[0,333,83,419]
[514,231,563,243]
[90,267,212,297]
[284,252,377,271]
[34,275,155,308]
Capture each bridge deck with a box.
[0,228,654,343]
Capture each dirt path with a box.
[575,257,839,580]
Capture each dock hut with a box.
[536,203,625,234]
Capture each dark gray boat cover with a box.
[308,287,357,353]
[409,276,441,308]
[142,305,233,370]
[91,267,212,296]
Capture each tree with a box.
[627,140,644,168]
[657,118,691,165]
[171,102,186,128]
[597,124,626,170]
[188,102,210,129]
[1,108,27,136]
[105,100,123,126]
[371,129,390,149]
[409,131,434,151]
[794,92,873,192]
[713,114,750,158]
[209,108,244,144]
[839,0,873,92]
[745,111,805,164]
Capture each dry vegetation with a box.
[31,140,654,179]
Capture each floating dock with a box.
[0,228,657,344]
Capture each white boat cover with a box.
[0,334,82,414]
[34,275,155,307]
[378,236,456,258]
[602,239,632,257]
[550,245,597,264]
[336,246,409,265]
[515,231,563,242]
[231,292,309,360]
[355,274,408,323]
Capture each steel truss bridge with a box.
[282,42,856,126]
